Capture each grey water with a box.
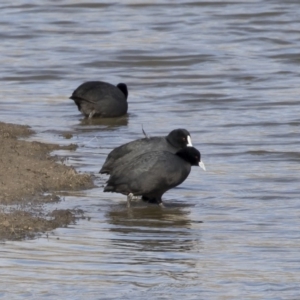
[1,0,300,299]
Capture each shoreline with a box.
[0,121,94,241]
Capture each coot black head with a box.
[117,83,128,99]
[166,128,192,149]
[176,147,206,170]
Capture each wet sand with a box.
[0,121,94,241]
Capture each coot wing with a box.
[105,151,191,197]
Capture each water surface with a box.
[0,1,300,299]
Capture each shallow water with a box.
[1,0,300,299]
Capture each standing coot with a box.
[103,146,206,206]
[70,81,128,118]
[99,128,193,175]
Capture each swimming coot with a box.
[70,81,128,118]
[103,146,206,206]
[99,128,193,175]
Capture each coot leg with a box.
[127,193,134,207]
[156,198,165,208]
[88,110,96,119]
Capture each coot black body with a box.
[70,81,128,118]
[100,128,193,175]
[103,147,205,206]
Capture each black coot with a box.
[100,128,193,175]
[70,81,128,118]
[103,146,206,206]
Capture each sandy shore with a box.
[0,121,94,241]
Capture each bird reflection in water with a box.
[105,202,203,253]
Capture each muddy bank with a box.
[0,121,94,241]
